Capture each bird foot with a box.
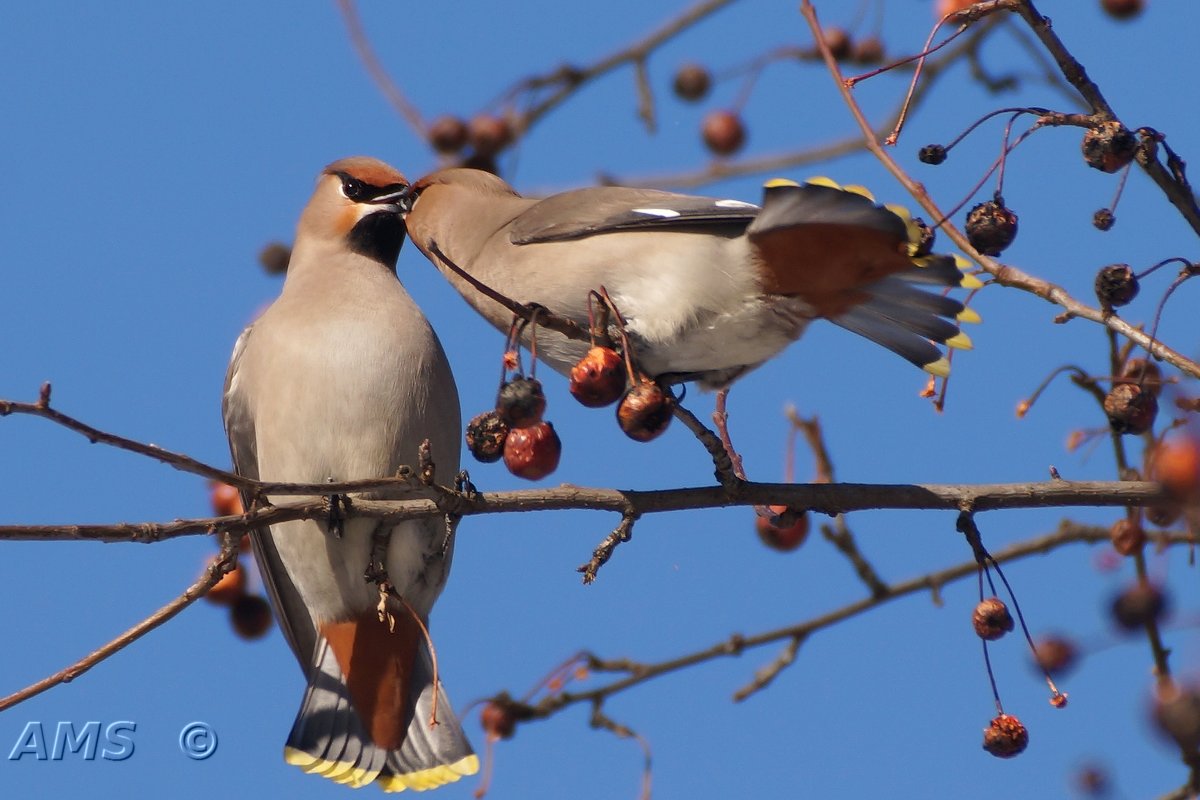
[323,491,350,538]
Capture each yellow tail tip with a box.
[923,358,951,378]
[945,332,974,350]
[764,177,800,188]
[804,176,841,190]
[842,184,875,201]
[375,754,481,793]
[959,273,985,289]
[956,307,982,324]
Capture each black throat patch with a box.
[347,211,406,268]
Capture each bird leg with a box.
[323,484,349,539]
[712,389,749,482]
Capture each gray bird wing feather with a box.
[746,182,910,241]
[508,186,759,244]
[222,323,318,673]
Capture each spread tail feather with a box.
[284,637,478,791]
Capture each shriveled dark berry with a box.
[918,144,947,165]
[973,597,1015,640]
[258,242,291,275]
[672,63,711,102]
[1111,582,1168,630]
[231,594,273,640]
[497,377,546,428]
[982,714,1028,758]
[851,36,885,65]
[1094,263,1139,309]
[965,199,1019,256]
[428,115,470,155]
[1103,382,1158,435]
[1032,635,1078,677]
[1119,357,1164,396]
[1082,121,1139,173]
[468,114,513,157]
[1109,517,1146,556]
[1102,0,1144,20]
[617,380,674,442]
[822,27,853,60]
[1093,208,1116,231]
[1154,684,1200,752]
[481,700,517,740]
[1145,503,1182,528]
[465,410,510,463]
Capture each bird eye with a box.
[340,177,365,200]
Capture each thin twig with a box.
[0,539,240,712]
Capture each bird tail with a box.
[746,177,980,376]
[284,636,479,791]
[829,262,977,378]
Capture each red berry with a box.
[569,347,626,408]
[972,597,1015,640]
[672,63,711,102]
[1153,438,1200,499]
[497,377,546,428]
[1101,0,1144,20]
[210,482,244,517]
[616,380,674,442]
[702,110,746,157]
[465,410,510,464]
[481,701,517,740]
[230,594,273,640]
[982,714,1029,758]
[468,114,513,157]
[755,506,809,552]
[503,422,562,481]
[428,115,470,155]
[204,560,246,606]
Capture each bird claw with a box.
[324,492,349,538]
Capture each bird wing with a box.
[222,323,318,673]
[508,186,760,244]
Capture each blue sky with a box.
[3,2,1199,798]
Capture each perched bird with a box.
[402,169,977,391]
[223,157,478,791]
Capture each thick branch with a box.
[0,480,1177,543]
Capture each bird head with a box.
[297,156,411,267]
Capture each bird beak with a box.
[393,183,418,214]
[368,185,410,212]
